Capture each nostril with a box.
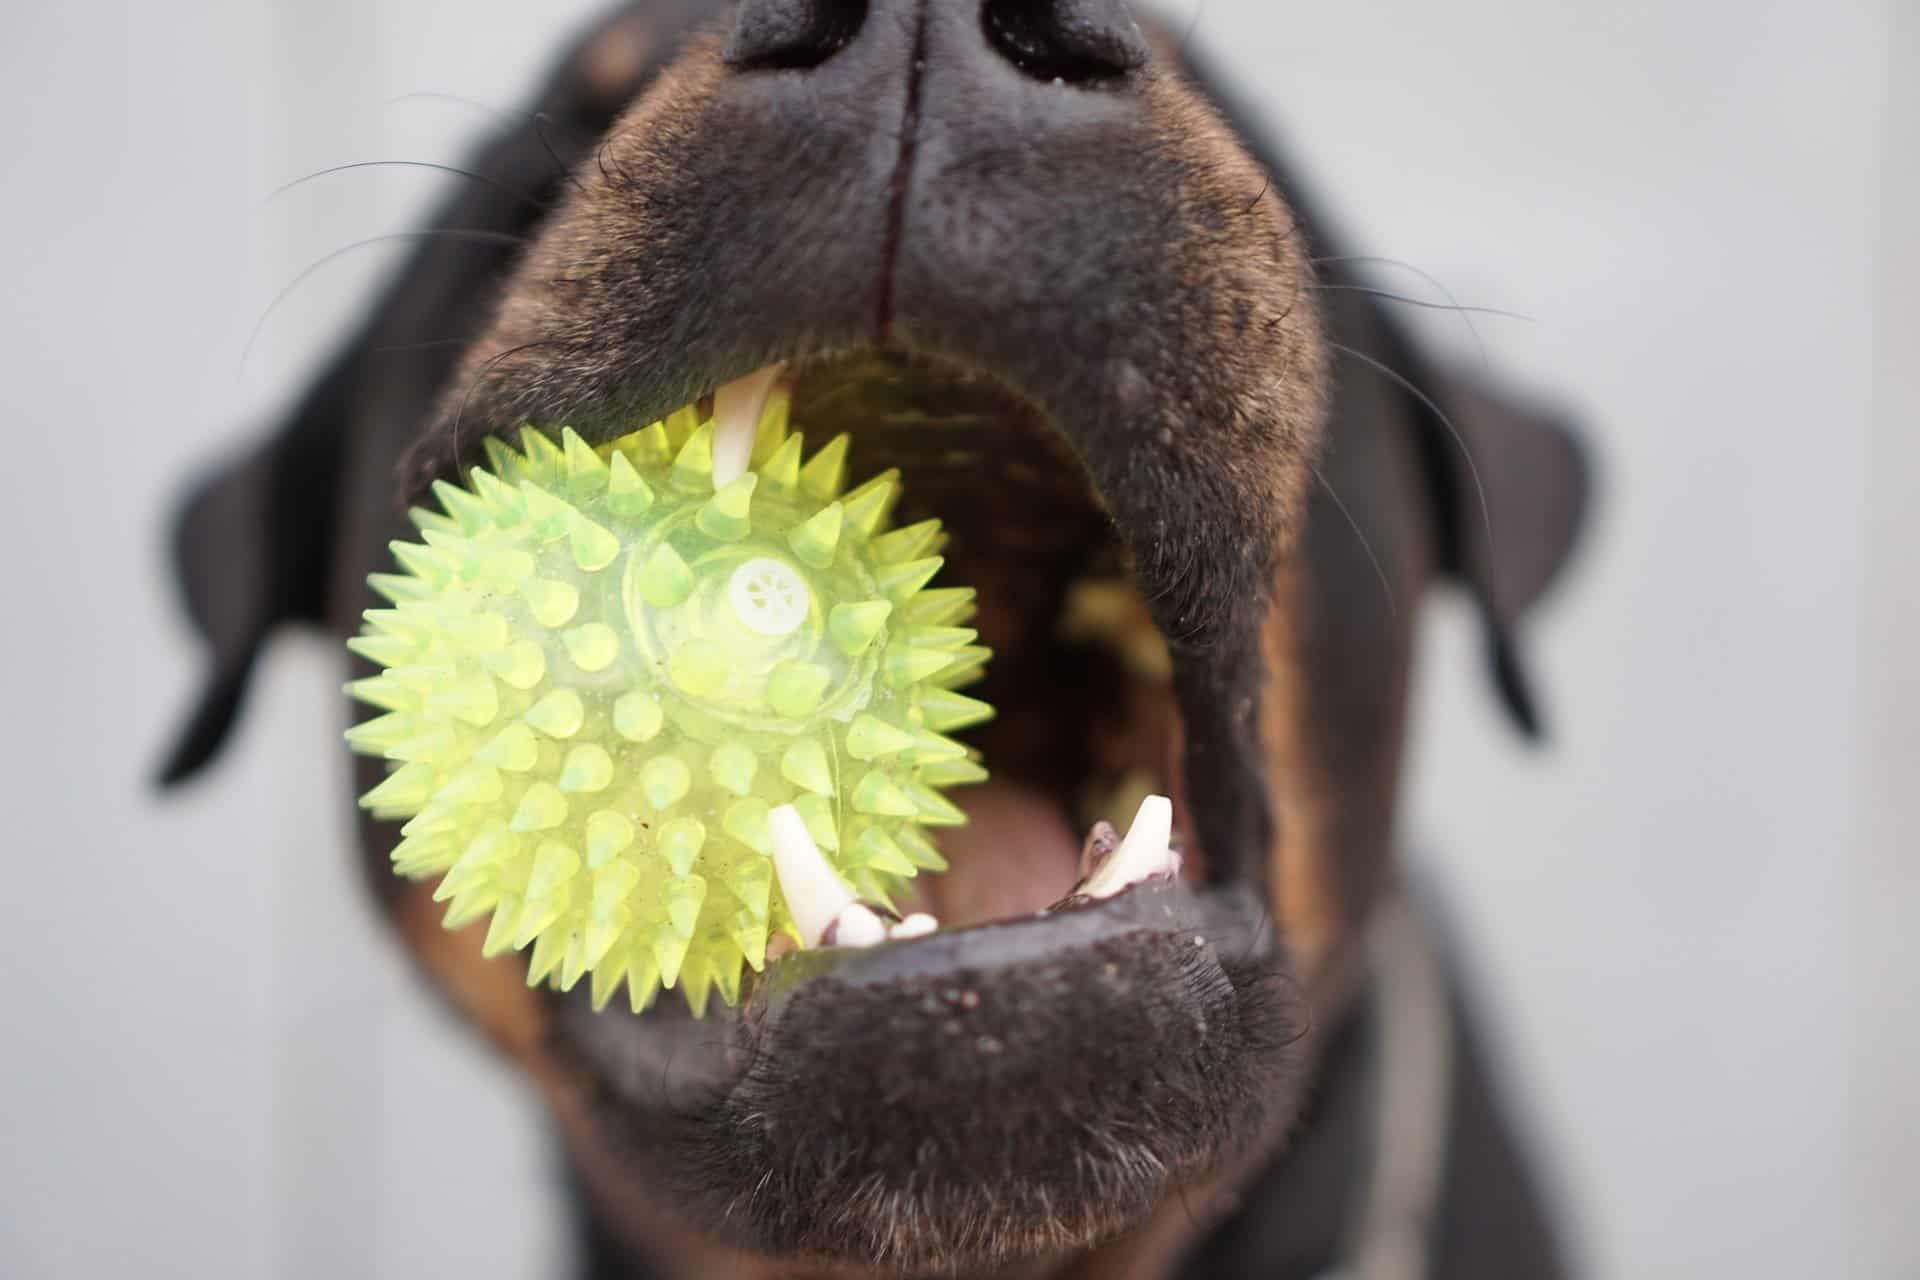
[983,0,1148,83]
[725,0,870,71]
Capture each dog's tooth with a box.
[824,903,889,949]
[712,364,783,489]
[1077,819,1121,881]
[890,912,939,940]
[769,803,858,948]
[1080,795,1176,899]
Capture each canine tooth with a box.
[824,903,889,949]
[1080,795,1176,899]
[712,364,783,488]
[891,913,939,940]
[1078,819,1121,880]
[769,803,859,948]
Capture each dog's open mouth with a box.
[763,349,1199,950]
[546,349,1300,1265]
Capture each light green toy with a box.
[345,391,992,1015]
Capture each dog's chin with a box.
[535,350,1310,1276]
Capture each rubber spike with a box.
[786,501,843,569]
[851,771,917,818]
[509,782,569,833]
[481,435,521,480]
[918,757,991,787]
[634,543,694,608]
[841,470,901,539]
[916,688,996,732]
[780,738,835,797]
[563,623,620,672]
[658,817,707,877]
[613,692,664,743]
[521,577,580,628]
[759,432,804,496]
[432,480,493,534]
[845,714,917,761]
[524,689,585,739]
[518,427,565,479]
[829,600,892,656]
[876,557,944,602]
[367,573,430,605]
[766,662,830,719]
[670,424,716,491]
[870,518,945,564]
[561,428,609,494]
[903,587,978,627]
[799,433,850,500]
[696,474,757,541]
[567,512,621,571]
[607,451,654,519]
[559,744,614,793]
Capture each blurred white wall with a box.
[0,2,1910,1277]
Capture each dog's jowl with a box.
[163,3,1589,1277]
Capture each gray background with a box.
[1,1,1912,1276]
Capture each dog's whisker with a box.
[446,339,558,465]
[266,159,549,212]
[1330,340,1495,558]
[1312,467,1397,620]
[387,88,522,129]
[388,90,588,194]
[533,110,592,197]
[1309,283,1529,323]
[1313,254,1499,375]
[595,136,637,191]
[240,228,532,379]
[1241,174,1272,217]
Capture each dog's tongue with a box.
[895,781,1083,927]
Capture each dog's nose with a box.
[980,0,1148,81]
[724,0,870,71]
[725,0,1147,82]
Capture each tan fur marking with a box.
[390,879,545,1062]
[1260,569,1341,978]
[579,11,657,106]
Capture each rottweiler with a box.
[161,3,1590,1276]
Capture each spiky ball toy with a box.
[346,396,992,1015]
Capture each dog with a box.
[160,3,1589,1276]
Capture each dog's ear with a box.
[157,372,350,785]
[1409,365,1590,738]
[155,2,715,786]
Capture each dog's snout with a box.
[982,0,1147,82]
[724,0,871,71]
